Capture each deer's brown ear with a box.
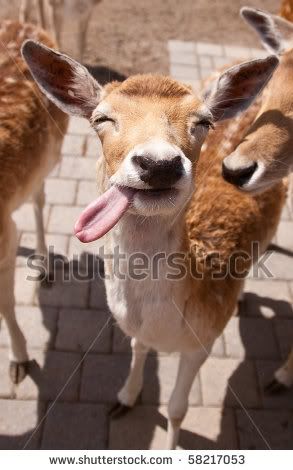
[203,55,279,121]
[22,40,102,118]
[241,7,293,54]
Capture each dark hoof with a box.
[9,361,29,384]
[264,378,289,395]
[108,401,132,419]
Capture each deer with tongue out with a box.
[22,39,285,449]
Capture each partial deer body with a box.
[19,0,100,61]
[23,40,285,448]
[0,21,67,383]
[222,7,293,395]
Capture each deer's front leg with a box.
[110,337,149,418]
[166,346,211,450]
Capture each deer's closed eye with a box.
[196,119,214,130]
[93,115,115,125]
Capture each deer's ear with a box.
[241,7,293,54]
[203,55,278,121]
[22,40,102,118]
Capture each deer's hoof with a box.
[9,360,29,384]
[108,401,132,419]
[264,378,289,395]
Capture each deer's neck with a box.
[111,212,185,257]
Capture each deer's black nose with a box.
[222,160,258,187]
[133,155,184,188]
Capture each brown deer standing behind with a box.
[0,20,68,383]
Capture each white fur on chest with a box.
[103,214,207,353]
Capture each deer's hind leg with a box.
[0,213,29,383]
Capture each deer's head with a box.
[22,40,277,241]
[222,7,293,192]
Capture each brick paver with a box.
[0,40,292,450]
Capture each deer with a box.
[22,39,285,449]
[19,0,100,62]
[0,20,68,384]
[221,7,293,394]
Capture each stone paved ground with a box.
[0,42,292,450]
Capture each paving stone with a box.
[276,220,293,250]
[59,156,97,180]
[41,403,107,449]
[0,306,58,350]
[256,360,293,410]
[48,162,60,178]
[280,201,291,220]
[61,134,85,156]
[223,317,279,359]
[16,350,81,401]
[249,47,269,59]
[200,357,260,407]
[274,318,293,358]
[110,405,237,450]
[179,407,238,450]
[45,178,77,205]
[0,399,45,449]
[142,355,201,406]
[169,50,198,66]
[112,326,132,354]
[200,67,214,79]
[199,55,213,69]
[89,279,108,311]
[47,205,82,234]
[290,281,293,299]
[223,45,252,58]
[196,42,224,56]
[170,64,199,80]
[168,40,196,53]
[85,135,102,158]
[254,251,293,280]
[38,275,89,309]
[243,280,293,318]
[67,234,105,261]
[80,354,131,403]
[55,308,112,353]
[68,117,93,135]
[12,203,50,232]
[109,405,168,450]
[77,180,98,206]
[17,233,69,268]
[236,409,293,449]
[0,349,14,398]
[212,56,231,69]
[15,266,37,305]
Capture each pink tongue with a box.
[75,186,136,243]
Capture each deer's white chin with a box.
[128,183,193,217]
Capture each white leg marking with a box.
[166,346,211,450]
[117,337,149,407]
